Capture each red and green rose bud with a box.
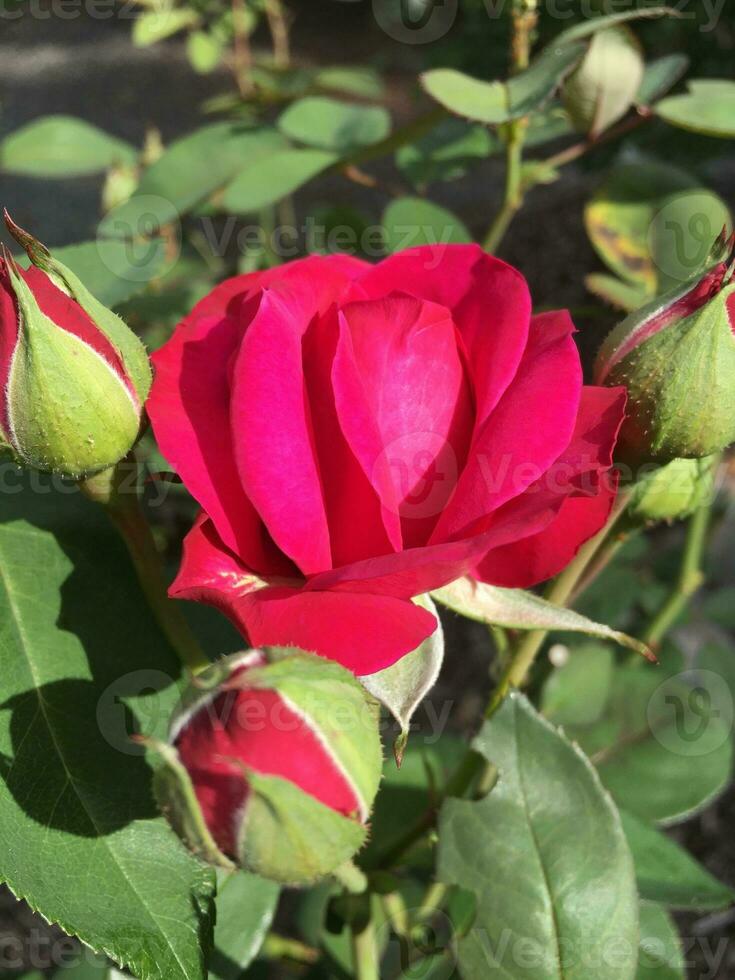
[595,232,735,466]
[154,650,383,886]
[0,213,151,479]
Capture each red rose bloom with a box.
[149,246,625,675]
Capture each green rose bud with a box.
[595,232,735,466]
[562,27,644,138]
[628,456,717,524]
[0,213,151,479]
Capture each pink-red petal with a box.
[231,286,332,575]
[431,309,583,542]
[171,516,437,674]
[475,474,618,588]
[354,245,531,425]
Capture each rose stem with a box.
[482,0,538,254]
[483,486,633,717]
[265,0,291,69]
[231,0,255,99]
[80,457,211,674]
[642,484,716,650]
[349,916,380,980]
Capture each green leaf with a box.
[100,124,287,236]
[19,239,166,308]
[421,42,585,125]
[132,9,199,47]
[382,197,472,252]
[585,272,650,312]
[208,870,279,979]
[585,158,731,294]
[360,596,444,763]
[555,6,672,45]
[620,808,733,910]
[655,79,735,138]
[277,97,391,151]
[0,473,215,979]
[432,577,653,659]
[439,694,638,979]
[635,55,689,107]
[222,148,339,213]
[565,664,733,824]
[541,642,615,726]
[314,67,385,100]
[0,116,136,177]
[187,31,223,74]
[637,903,685,979]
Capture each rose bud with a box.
[0,213,151,479]
[627,456,716,525]
[562,26,644,138]
[154,650,382,886]
[595,232,735,466]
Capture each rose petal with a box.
[354,245,531,425]
[431,309,583,542]
[303,308,399,565]
[335,293,473,548]
[171,516,437,674]
[150,254,366,573]
[475,475,618,588]
[150,304,288,574]
[231,286,332,575]
[305,486,565,599]
[474,385,626,587]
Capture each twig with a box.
[265,0,291,69]
[80,458,210,674]
[231,0,255,98]
[643,492,715,649]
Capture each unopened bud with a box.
[155,650,383,886]
[0,213,151,479]
[595,232,735,465]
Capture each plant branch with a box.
[80,458,210,674]
[481,0,537,253]
[265,0,291,68]
[350,916,380,980]
[643,492,715,649]
[484,487,632,717]
[540,108,652,171]
[231,0,255,98]
[260,933,319,965]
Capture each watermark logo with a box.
[647,669,733,758]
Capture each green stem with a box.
[643,496,713,649]
[481,0,537,253]
[483,125,525,253]
[381,891,411,938]
[265,0,291,68]
[350,917,380,980]
[260,932,319,965]
[80,459,210,674]
[414,881,449,925]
